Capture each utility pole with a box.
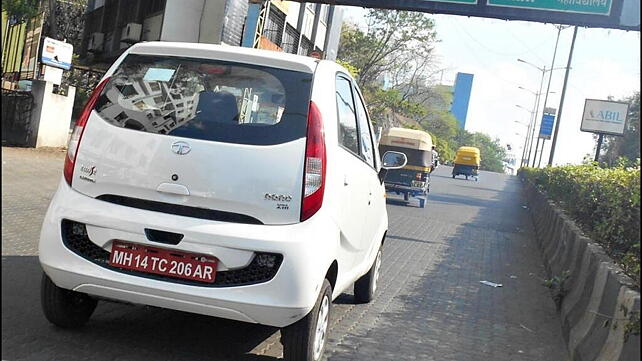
[548,26,579,166]
[532,25,563,168]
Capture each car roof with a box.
[127,41,320,74]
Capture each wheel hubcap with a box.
[313,295,329,360]
[372,250,382,293]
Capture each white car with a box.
[38,42,406,361]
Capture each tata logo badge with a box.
[171,141,191,155]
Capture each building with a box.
[80,0,343,66]
[243,1,343,60]
[450,72,474,129]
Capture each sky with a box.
[342,7,641,166]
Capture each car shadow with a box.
[1,256,282,361]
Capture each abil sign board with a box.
[580,99,629,136]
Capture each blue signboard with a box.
[539,113,555,139]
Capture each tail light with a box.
[63,77,110,186]
[300,101,326,221]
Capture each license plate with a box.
[109,241,217,283]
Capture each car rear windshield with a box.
[93,54,313,145]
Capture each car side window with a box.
[353,87,375,168]
[335,75,359,155]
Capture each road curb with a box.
[522,179,640,361]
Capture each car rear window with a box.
[93,54,313,145]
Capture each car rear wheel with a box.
[282,279,332,361]
[354,246,383,303]
[41,272,97,328]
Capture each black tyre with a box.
[452,174,455,178]
[282,279,332,361]
[419,198,426,208]
[465,175,469,180]
[403,193,409,201]
[41,272,97,329]
[354,246,382,303]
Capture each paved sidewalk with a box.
[2,147,568,360]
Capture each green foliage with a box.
[452,129,506,172]
[603,92,640,166]
[2,0,40,23]
[336,59,360,79]
[522,163,641,287]
[402,123,420,130]
[544,270,571,310]
[433,136,454,163]
[363,87,427,126]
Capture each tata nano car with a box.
[38,42,406,361]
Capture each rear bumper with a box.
[452,164,479,175]
[39,179,339,327]
[384,183,427,195]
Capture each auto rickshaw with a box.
[378,127,433,208]
[452,146,480,181]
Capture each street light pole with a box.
[515,104,534,168]
[519,118,531,168]
[548,26,579,166]
[532,25,563,168]
[527,71,545,166]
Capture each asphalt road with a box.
[2,147,568,360]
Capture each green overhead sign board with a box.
[487,0,612,15]
[433,0,477,3]
[301,0,639,30]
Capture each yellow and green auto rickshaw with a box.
[452,146,480,181]
[378,127,433,208]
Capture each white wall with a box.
[161,0,225,44]
[285,1,300,29]
[30,80,76,148]
[199,0,226,44]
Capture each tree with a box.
[44,0,87,50]
[337,11,437,87]
[2,0,41,24]
[603,92,640,166]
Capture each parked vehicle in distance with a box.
[378,127,433,208]
[38,41,407,361]
[452,146,481,181]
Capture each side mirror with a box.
[378,151,407,183]
[381,151,407,169]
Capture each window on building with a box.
[306,3,316,12]
[282,25,300,55]
[298,36,313,56]
[264,5,286,47]
[319,5,329,24]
